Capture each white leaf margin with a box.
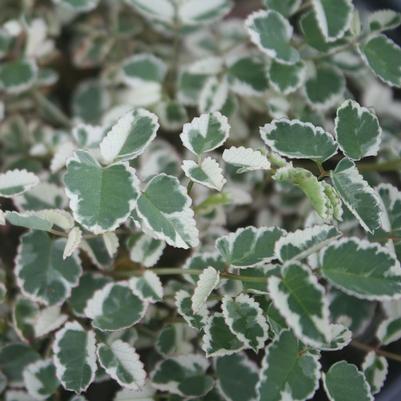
[192,266,220,313]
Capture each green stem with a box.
[357,158,401,173]
[351,340,401,364]
[33,91,71,129]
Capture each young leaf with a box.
[222,146,270,173]
[53,322,97,393]
[23,359,59,401]
[268,262,331,347]
[275,225,340,262]
[99,108,159,164]
[15,231,82,305]
[260,119,337,162]
[368,10,401,33]
[330,158,383,232]
[97,340,146,390]
[376,317,401,345]
[202,313,244,357]
[180,112,229,156]
[321,238,401,300]
[0,170,39,198]
[199,76,229,113]
[63,227,82,260]
[5,211,53,232]
[176,290,208,330]
[273,166,332,221]
[321,323,352,351]
[362,352,388,395]
[182,157,226,191]
[323,361,373,401]
[137,174,199,249]
[216,226,284,268]
[359,34,401,88]
[64,150,140,234]
[268,60,306,95]
[311,0,353,41]
[150,355,213,398]
[121,54,167,88]
[222,294,269,351]
[129,271,163,303]
[0,59,37,94]
[127,233,165,268]
[262,0,301,17]
[257,330,321,401]
[192,266,220,313]
[335,100,382,161]
[304,65,345,110]
[245,10,300,64]
[215,354,258,401]
[84,282,146,331]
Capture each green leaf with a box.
[215,354,258,401]
[268,262,330,347]
[53,0,99,11]
[182,157,226,191]
[0,59,37,94]
[137,174,199,249]
[150,355,213,398]
[129,271,163,303]
[304,65,345,110]
[113,383,155,401]
[202,313,244,357]
[222,294,269,351]
[260,119,337,162]
[275,225,340,262]
[64,150,140,234]
[268,60,306,95]
[0,344,39,385]
[311,0,353,41]
[335,100,382,161]
[368,10,401,33]
[222,146,271,173]
[216,226,284,268]
[227,55,268,96]
[246,10,299,64]
[125,0,175,23]
[178,70,209,106]
[320,323,352,351]
[53,322,97,393]
[257,330,320,401]
[155,100,188,132]
[99,108,159,164]
[362,352,388,395]
[359,34,401,88]
[155,323,193,356]
[323,361,373,401]
[262,0,301,17]
[69,272,110,317]
[321,238,401,300]
[16,231,82,305]
[180,112,229,156]
[273,166,333,221]
[121,54,167,88]
[0,170,39,198]
[330,158,382,232]
[127,233,165,268]
[377,316,401,345]
[176,290,208,330]
[97,340,146,390]
[199,76,228,113]
[23,359,59,400]
[300,11,347,52]
[84,282,146,331]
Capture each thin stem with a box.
[357,158,401,173]
[351,340,401,364]
[187,180,194,195]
